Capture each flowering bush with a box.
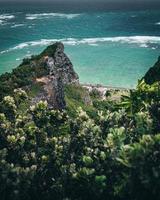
[0,85,159,200]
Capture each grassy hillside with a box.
[0,44,59,100]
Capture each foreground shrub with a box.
[0,90,159,200]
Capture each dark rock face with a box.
[48,75,66,110]
[46,42,79,84]
[32,42,79,110]
[144,56,160,85]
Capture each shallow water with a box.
[0,3,160,88]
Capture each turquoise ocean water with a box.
[0,3,160,88]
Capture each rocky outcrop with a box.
[46,42,79,84]
[34,76,66,110]
[31,42,79,110]
[144,56,160,85]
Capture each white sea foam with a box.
[26,13,81,20]
[0,14,15,25]
[139,44,149,48]
[11,24,25,28]
[0,14,15,20]
[1,36,160,55]
[14,43,29,49]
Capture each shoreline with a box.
[81,83,132,91]
[81,83,131,100]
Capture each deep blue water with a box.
[0,2,160,88]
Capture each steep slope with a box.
[144,56,160,85]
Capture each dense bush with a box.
[0,80,159,200]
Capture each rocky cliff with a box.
[31,42,79,110]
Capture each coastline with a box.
[81,83,132,90]
[81,83,131,101]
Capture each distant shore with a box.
[81,83,131,100]
[81,83,131,90]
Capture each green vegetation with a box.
[27,82,44,98]
[0,43,60,101]
[0,49,160,199]
[65,84,97,118]
[0,76,160,200]
[39,43,57,58]
[0,59,48,100]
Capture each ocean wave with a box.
[26,13,81,20]
[16,58,21,61]
[11,24,25,28]
[0,14,15,25]
[0,14,15,20]
[1,36,160,54]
